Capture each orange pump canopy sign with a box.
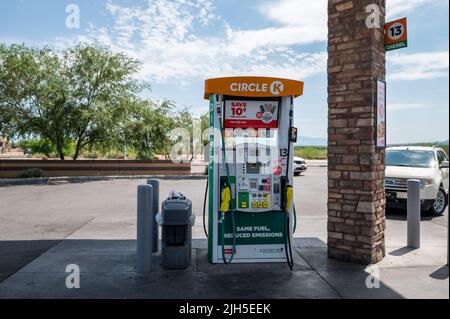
[204,76,304,99]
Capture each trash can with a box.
[158,191,195,269]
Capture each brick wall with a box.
[327,0,386,264]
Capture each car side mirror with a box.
[440,160,449,169]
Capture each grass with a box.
[294,146,327,160]
[293,143,448,161]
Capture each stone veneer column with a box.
[327,0,386,264]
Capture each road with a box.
[0,167,448,283]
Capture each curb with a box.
[305,160,328,168]
[0,175,207,187]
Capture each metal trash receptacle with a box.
[158,191,195,269]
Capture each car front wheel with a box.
[430,188,448,216]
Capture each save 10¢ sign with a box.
[224,100,279,129]
[385,17,408,51]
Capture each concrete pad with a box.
[195,247,312,273]
[0,243,339,299]
[0,269,341,299]
[292,237,328,249]
[378,246,448,268]
[316,268,404,299]
[0,217,92,284]
[295,247,367,272]
[19,251,137,274]
[0,272,136,299]
[192,239,208,249]
[295,217,328,244]
[297,247,448,299]
[0,239,447,299]
[0,240,60,283]
[296,246,449,299]
[318,266,449,299]
[372,266,449,299]
[188,269,340,299]
[385,218,448,248]
[48,239,136,253]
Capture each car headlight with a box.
[420,178,434,189]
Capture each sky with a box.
[0,0,448,144]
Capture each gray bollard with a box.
[407,179,421,249]
[137,184,153,273]
[147,179,160,253]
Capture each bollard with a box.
[407,179,421,249]
[137,184,153,273]
[147,179,160,253]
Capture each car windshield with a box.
[386,150,436,168]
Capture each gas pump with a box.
[204,76,304,267]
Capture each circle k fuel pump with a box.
[204,76,304,268]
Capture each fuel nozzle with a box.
[220,185,231,214]
[285,185,293,213]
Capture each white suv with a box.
[385,146,449,215]
[293,157,308,176]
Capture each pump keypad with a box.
[237,176,277,211]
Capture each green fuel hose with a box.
[218,112,236,264]
[202,177,208,238]
[293,203,297,233]
[283,97,295,271]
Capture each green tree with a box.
[124,99,177,160]
[65,44,148,159]
[0,44,71,159]
[0,43,147,160]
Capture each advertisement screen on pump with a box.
[224,100,279,129]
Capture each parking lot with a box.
[0,166,448,298]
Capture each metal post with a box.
[137,184,153,273]
[147,179,160,253]
[407,179,421,249]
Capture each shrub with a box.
[18,139,54,157]
[19,168,44,178]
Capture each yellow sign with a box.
[204,76,304,99]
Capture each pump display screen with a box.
[246,162,261,175]
[224,100,279,129]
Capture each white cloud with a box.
[260,0,326,28]
[257,0,327,42]
[225,26,325,55]
[54,0,326,87]
[388,103,432,110]
[388,51,449,80]
[387,0,449,19]
[259,0,448,28]
[49,0,449,87]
